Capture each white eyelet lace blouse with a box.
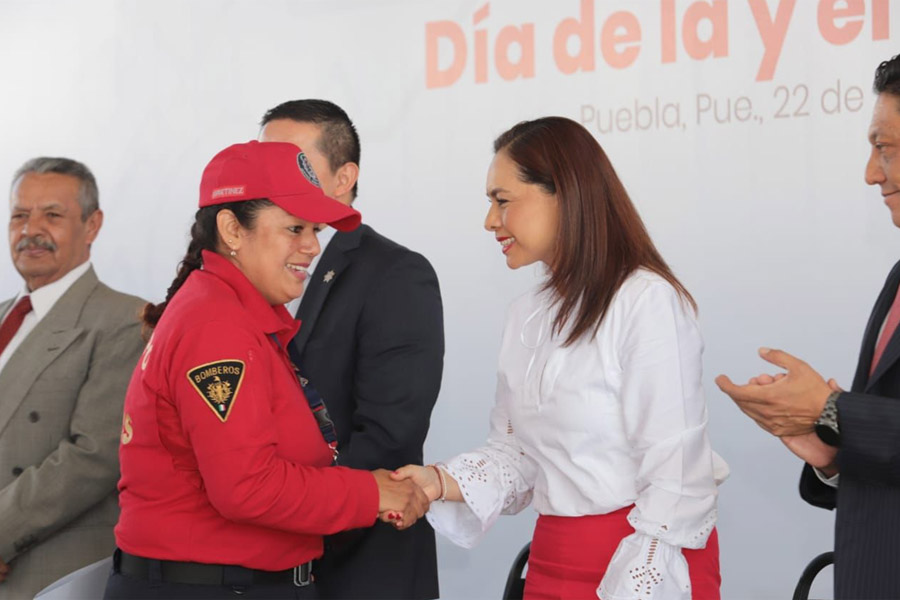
[427,270,729,600]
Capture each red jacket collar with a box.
[200,250,300,346]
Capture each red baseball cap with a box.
[199,140,361,231]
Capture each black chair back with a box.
[501,542,531,600]
[792,551,834,600]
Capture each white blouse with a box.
[428,270,729,600]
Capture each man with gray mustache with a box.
[0,157,145,599]
[16,234,56,253]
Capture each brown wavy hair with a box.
[494,117,695,346]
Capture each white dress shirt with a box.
[815,469,839,487]
[0,261,92,372]
[427,269,729,599]
[285,227,336,318]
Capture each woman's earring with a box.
[229,249,237,257]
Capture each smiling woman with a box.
[104,141,433,600]
[484,150,559,270]
[220,205,321,305]
[216,202,321,306]
[393,116,728,600]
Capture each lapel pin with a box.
[323,270,335,283]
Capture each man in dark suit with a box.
[716,54,900,598]
[259,100,444,599]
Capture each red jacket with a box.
[115,250,378,570]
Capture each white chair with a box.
[33,556,111,600]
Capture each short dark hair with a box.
[260,100,360,199]
[874,54,900,97]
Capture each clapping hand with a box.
[715,347,832,437]
[779,378,841,474]
[716,348,839,473]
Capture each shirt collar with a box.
[18,260,92,320]
[200,250,299,345]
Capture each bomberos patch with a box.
[186,360,245,422]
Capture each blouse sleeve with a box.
[598,281,726,600]
[426,375,539,548]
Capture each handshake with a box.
[371,464,452,530]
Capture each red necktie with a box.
[0,296,32,357]
[871,285,900,375]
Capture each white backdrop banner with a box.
[0,1,896,598]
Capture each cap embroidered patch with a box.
[186,360,245,422]
[297,152,321,188]
[211,185,246,199]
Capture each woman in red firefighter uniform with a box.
[104,141,428,599]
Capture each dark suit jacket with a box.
[290,224,444,600]
[800,259,900,599]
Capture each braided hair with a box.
[141,199,274,332]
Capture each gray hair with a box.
[11,157,99,220]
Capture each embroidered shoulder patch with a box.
[297,152,321,188]
[186,360,245,422]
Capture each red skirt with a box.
[524,507,720,600]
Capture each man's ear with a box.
[333,162,360,199]
[84,209,104,244]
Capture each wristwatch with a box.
[814,391,841,447]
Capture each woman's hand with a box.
[371,469,430,530]
[391,464,442,502]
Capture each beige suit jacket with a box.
[0,267,145,599]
